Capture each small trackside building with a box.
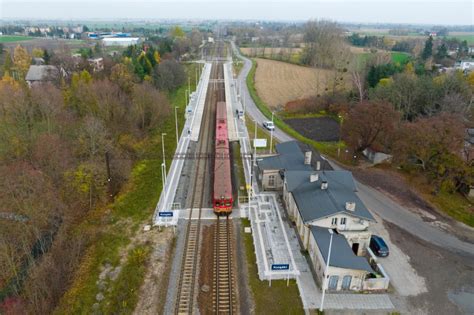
[256,141,313,191]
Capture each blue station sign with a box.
[271,264,290,271]
[159,212,174,217]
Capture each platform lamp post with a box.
[320,228,334,312]
[161,133,167,183]
[175,107,179,146]
[270,111,274,154]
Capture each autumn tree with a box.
[153,59,185,91]
[342,100,400,153]
[131,82,169,130]
[30,83,64,133]
[13,45,31,80]
[393,114,468,193]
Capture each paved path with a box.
[232,42,474,258]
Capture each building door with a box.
[328,276,339,290]
[342,275,352,290]
[352,243,359,255]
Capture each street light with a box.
[270,111,274,154]
[320,228,334,312]
[175,106,179,146]
[338,114,344,158]
[161,133,167,173]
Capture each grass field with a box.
[0,35,34,43]
[241,218,304,314]
[253,58,348,110]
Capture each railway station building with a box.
[282,170,389,291]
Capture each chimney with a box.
[345,202,356,211]
[316,161,321,171]
[304,151,312,165]
[321,181,328,190]
[310,173,319,183]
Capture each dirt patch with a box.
[3,38,93,53]
[240,47,303,57]
[132,227,175,315]
[351,166,474,243]
[384,221,474,314]
[198,225,214,315]
[253,58,348,109]
[284,116,340,142]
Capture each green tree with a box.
[435,43,448,61]
[421,36,433,60]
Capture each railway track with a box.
[175,41,237,314]
[213,216,236,314]
[175,60,217,315]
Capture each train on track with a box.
[213,101,233,215]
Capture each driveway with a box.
[232,41,474,258]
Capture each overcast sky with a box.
[1,0,473,25]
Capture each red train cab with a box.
[213,101,233,215]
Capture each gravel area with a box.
[162,221,188,315]
[351,166,474,244]
[385,221,474,314]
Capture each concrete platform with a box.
[154,62,212,227]
[190,62,212,142]
[223,62,238,142]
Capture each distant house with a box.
[455,60,474,72]
[362,147,393,165]
[87,57,104,72]
[102,37,140,47]
[256,141,329,191]
[32,57,45,65]
[25,65,59,86]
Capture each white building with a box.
[102,37,140,47]
[282,169,389,291]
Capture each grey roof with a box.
[311,226,373,272]
[257,141,313,172]
[285,170,374,223]
[25,65,58,82]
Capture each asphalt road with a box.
[232,41,474,257]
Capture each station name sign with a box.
[158,212,174,217]
[271,264,290,271]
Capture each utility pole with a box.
[175,106,179,146]
[270,111,274,154]
[105,151,113,201]
[320,229,334,312]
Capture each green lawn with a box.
[446,34,474,45]
[245,115,277,153]
[55,64,199,314]
[391,52,410,64]
[241,219,304,315]
[0,35,35,43]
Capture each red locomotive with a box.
[213,101,233,215]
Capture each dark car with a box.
[370,235,389,257]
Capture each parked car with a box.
[263,121,275,131]
[370,235,389,257]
